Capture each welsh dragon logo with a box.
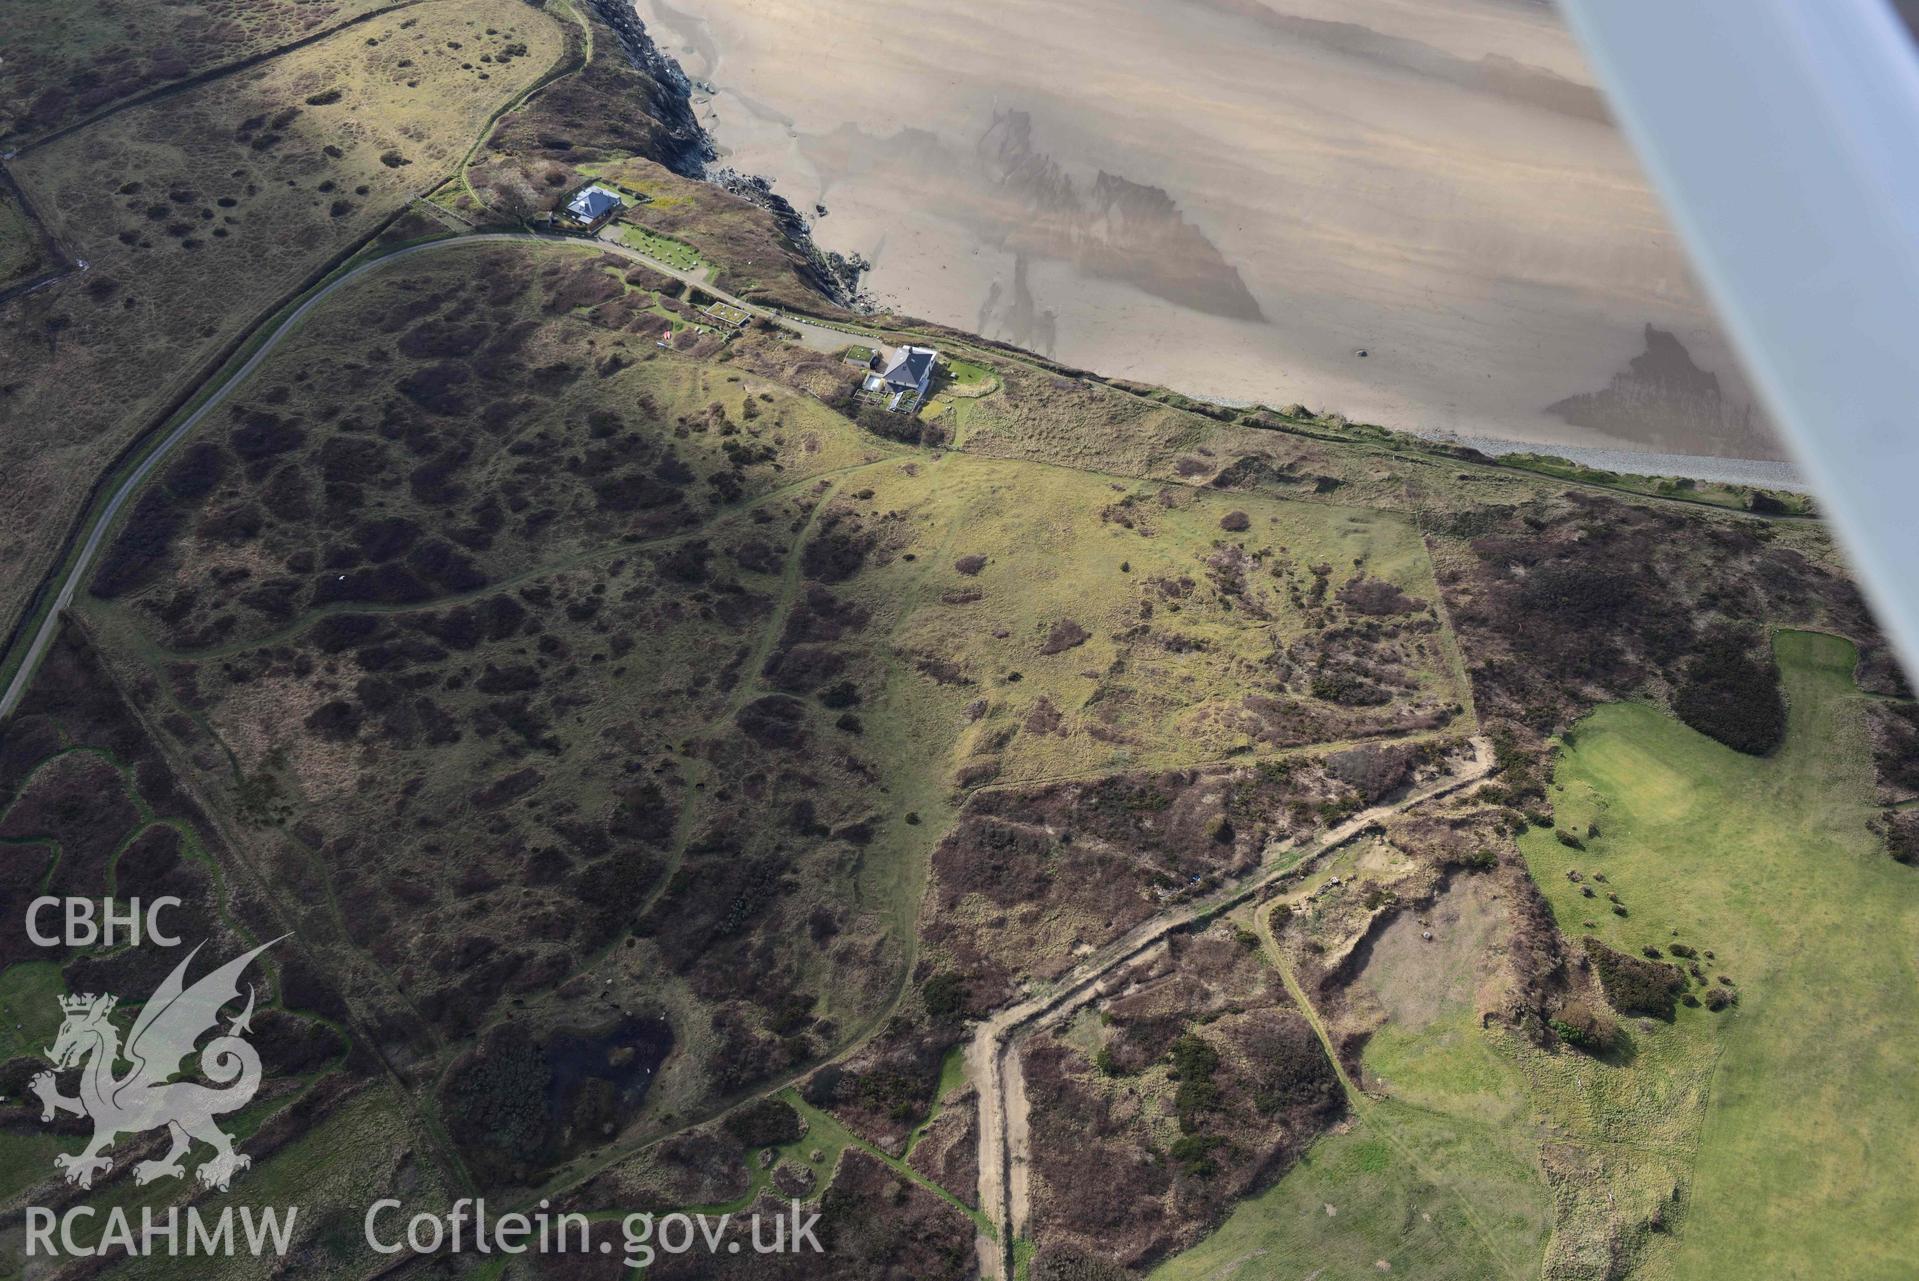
[30,937,281,1192]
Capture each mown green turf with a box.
[1365,1007,1534,1135]
[616,222,708,273]
[1153,1099,1542,1281]
[1157,938,1553,1281]
[936,357,998,395]
[1160,630,1916,1280]
[1520,630,1919,1280]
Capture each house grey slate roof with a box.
[568,186,621,221]
[881,346,936,392]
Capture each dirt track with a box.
[968,735,1494,1277]
[0,230,837,723]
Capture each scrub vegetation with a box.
[1,6,1915,1277]
[0,181,56,292]
[0,0,563,652]
[0,0,399,143]
[1169,632,1918,1281]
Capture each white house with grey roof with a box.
[564,184,623,229]
[863,344,938,411]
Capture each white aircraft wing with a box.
[1558,0,1919,680]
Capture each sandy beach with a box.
[635,0,1785,461]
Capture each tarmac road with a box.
[0,230,854,721]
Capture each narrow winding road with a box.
[0,230,852,721]
[0,207,1522,1275]
[968,735,1494,1278]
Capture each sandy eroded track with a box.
[968,737,1494,1276]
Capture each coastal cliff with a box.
[581,0,708,175]
[579,0,864,303]
[465,0,859,306]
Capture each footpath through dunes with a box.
[1162,630,1919,1281]
[0,224,848,723]
[0,0,405,145]
[15,231,1492,1227]
[970,738,1494,1278]
[0,0,564,657]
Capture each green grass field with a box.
[617,222,708,274]
[1520,630,1919,1279]
[1160,920,1555,1281]
[1154,1097,1547,1281]
[934,356,999,396]
[843,453,1461,786]
[1161,630,1918,1279]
